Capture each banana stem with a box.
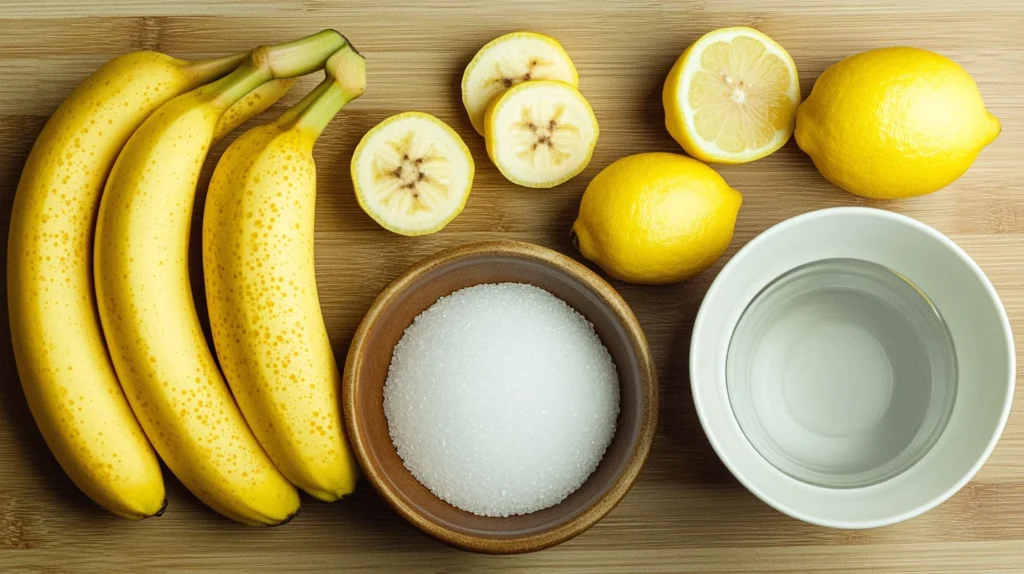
[261,29,349,78]
[273,75,333,128]
[289,44,366,139]
[204,62,270,110]
[205,29,348,111]
[184,52,249,84]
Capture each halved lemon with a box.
[351,112,474,236]
[484,80,599,188]
[462,32,579,135]
[663,27,800,164]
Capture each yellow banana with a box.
[7,49,245,519]
[213,78,296,145]
[203,46,365,501]
[93,30,348,526]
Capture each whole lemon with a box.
[795,47,1000,199]
[572,152,741,285]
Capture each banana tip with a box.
[274,508,300,527]
[150,497,168,518]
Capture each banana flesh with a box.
[484,80,599,188]
[351,112,474,235]
[462,32,578,134]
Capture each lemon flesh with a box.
[351,112,474,236]
[664,27,800,164]
[795,47,1001,199]
[484,80,599,188]
[462,32,578,135]
[572,152,742,285]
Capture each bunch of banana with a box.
[9,29,360,525]
[203,45,366,503]
[93,30,353,526]
[7,47,288,520]
[462,32,599,188]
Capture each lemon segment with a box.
[484,80,598,188]
[462,32,579,135]
[795,47,1001,199]
[351,112,474,236]
[572,152,742,285]
[664,27,800,164]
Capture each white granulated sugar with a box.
[383,282,619,517]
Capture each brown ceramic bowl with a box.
[342,240,657,554]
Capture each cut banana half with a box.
[462,31,578,135]
[484,80,599,188]
[351,112,474,236]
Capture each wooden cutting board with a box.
[1,0,1022,571]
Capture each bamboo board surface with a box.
[1,0,1023,572]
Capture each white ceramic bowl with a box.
[690,207,1015,528]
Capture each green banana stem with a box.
[184,52,249,83]
[273,76,334,129]
[206,29,348,110]
[289,43,367,139]
[261,29,350,78]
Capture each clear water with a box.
[726,258,958,488]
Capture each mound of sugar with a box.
[383,282,619,517]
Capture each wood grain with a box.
[1,0,1022,571]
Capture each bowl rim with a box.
[689,206,1016,529]
[342,239,659,553]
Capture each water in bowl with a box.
[726,258,957,488]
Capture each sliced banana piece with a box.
[352,112,474,236]
[462,32,578,135]
[484,80,599,188]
